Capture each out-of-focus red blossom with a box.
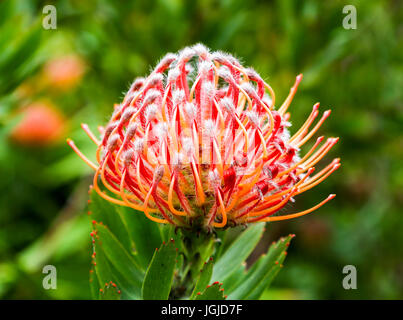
[68,44,340,229]
[43,55,85,90]
[11,101,66,146]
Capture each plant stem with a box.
[170,228,216,299]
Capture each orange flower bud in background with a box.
[43,55,85,90]
[11,101,66,146]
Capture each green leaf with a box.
[100,282,121,300]
[159,224,176,242]
[211,223,265,283]
[90,242,113,299]
[194,283,226,300]
[190,257,214,300]
[223,252,268,295]
[94,223,143,290]
[221,263,246,294]
[0,22,42,95]
[89,189,132,254]
[89,267,100,300]
[228,234,294,300]
[247,252,287,300]
[142,240,178,300]
[0,18,19,53]
[89,190,173,299]
[92,230,141,299]
[118,206,163,270]
[0,1,15,27]
[91,242,112,287]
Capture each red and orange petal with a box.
[68,44,339,228]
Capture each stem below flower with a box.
[170,227,216,299]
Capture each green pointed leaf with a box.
[89,267,100,300]
[100,282,121,300]
[190,257,214,300]
[0,23,42,95]
[194,283,226,300]
[118,206,163,270]
[92,230,141,299]
[159,224,176,242]
[228,234,294,300]
[94,223,143,290]
[211,223,265,283]
[142,240,178,300]
[89,189,132,254]
[221,263,246,294]
[223,251,269,295]
[107,263,141,300]
[91,242,113,287]
[248,252,287,300]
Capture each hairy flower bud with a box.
[70,45,339,228]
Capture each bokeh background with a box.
[0,0,402,299]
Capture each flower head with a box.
[69,44,340,229]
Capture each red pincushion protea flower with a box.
[68,44,340,229]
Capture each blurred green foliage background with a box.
[0,0,402,299]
